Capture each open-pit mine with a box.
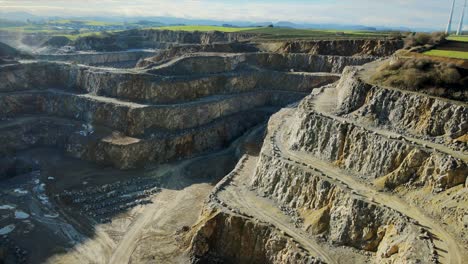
[0,29,466,264]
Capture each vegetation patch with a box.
[40,36,71,47]
[241,27,391,40]
[447,36,468,42]
[371,57,468,100]
[149,25,255,32]
[404,32,446,48]
[424,49,468,60]
[50,20,123,26]
[140,26,392,39]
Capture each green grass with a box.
[0,23,393,42]
[0,23,64,32]
[55,32,103,41]
[0,19,124,35]
[424,49,468,60]
[447,35,468,42]
[240,27,390,40]
[147,26,390,39]
[148,25,255,32]
[50,20,122,26]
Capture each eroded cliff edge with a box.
[187,60,467,264]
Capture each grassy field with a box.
[150,26,392,39]
[51,20,122,26]
[151,25,255,32]
[0,26,58,33]
[447,35,468,42]
[424,49,468,60]
[55,32,111,40]
[0,22,394,42]
[241,27,390,40]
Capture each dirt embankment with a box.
[273,39,403,57]
[137,43,260,67]
[73,30,258,52]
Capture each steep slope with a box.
[0,36,414,264]
[0,52,352,169]
[188,60,467,264]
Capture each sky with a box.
[0,0,467,29]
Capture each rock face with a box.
[73,30,258,51]
[147,53,377,75]
[188,59,467,264]
[0,61,338,104]
[190,208,318,264]
[285,66,467,190]
[288,110,467,189]
[274,39,404,57]
[36,51,155,68]
[335,68,468,147]
[5,32,453,263]
[137,39,401,68]
[252,154,432,262]
[1,47,362,169]
[137,43,260,67]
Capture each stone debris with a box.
[0,224,15,235]
[60,177,161,223]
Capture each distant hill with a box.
[0,11,42,22]
[0,18,27,27]
[0,12,437,32]
[274,21,377,31]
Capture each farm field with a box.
[424,49,468,60]
[447,35,468,42]
[149,25,255,32]
[0,20,394,42]
[242,27,391,39]
[147,25,391,39]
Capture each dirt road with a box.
[108,184,212,264]
[217,156,338,264]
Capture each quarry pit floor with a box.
[0,143,239,264]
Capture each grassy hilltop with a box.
[0,20,394,41]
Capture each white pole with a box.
[446,0,456,34]
[457,0,467,35]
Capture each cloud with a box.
[0,0,462,29]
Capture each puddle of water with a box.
[38,194,50,205]
[15,210,30,219]
[13,188,28,195]
[44,213,59,218]
[0,224,15,235]
[0,204,16,210]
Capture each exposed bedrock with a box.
[0,50,351,169]
[0,90,304,136]
[147,53,377,75]
[137,43,260,67]
[0,62,339,104]
[288,111,467,190]
[279,66,468,191]
[251,154,433,263]
[0,45,377,171]
[138,39,401,67]
[36,50,155,68]
[0,109,271,169]
[271,39,403,57]
[335,67,468,143]
[73,30,258,51]
[189,207,319,264]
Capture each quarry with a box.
[0,27,466,264]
